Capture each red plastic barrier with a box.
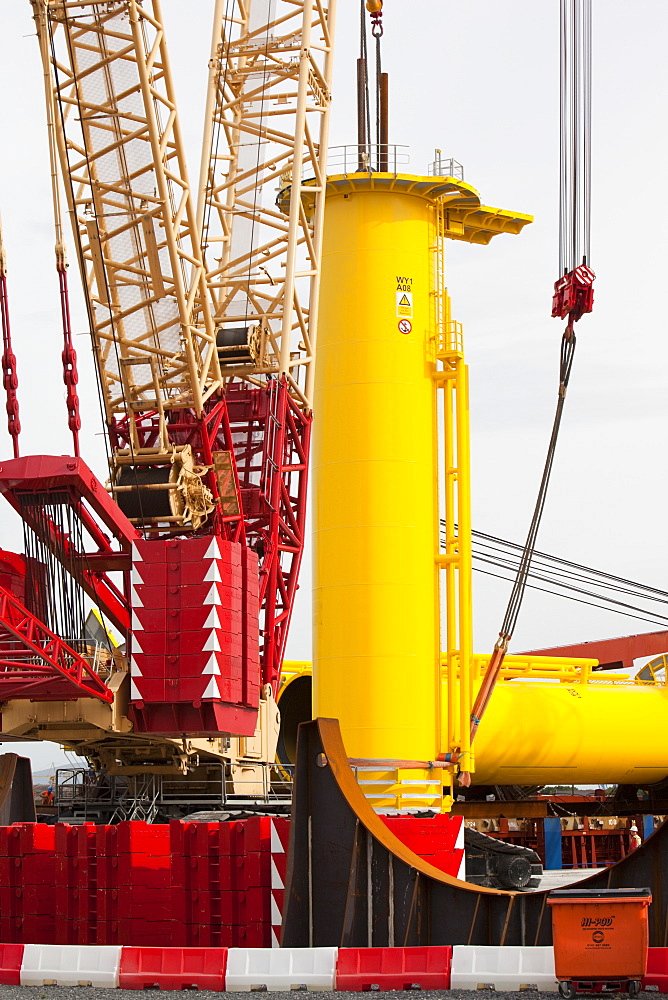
[55,825,102,942]
[381,815,464,877]
[109,821,171,857]
[382,815,461,853]
[335,946,453,991]
[170,817,272,946]
[643,947,668,991]
[119,947,228,990]
[55,918,94,946]
[0,943,23,985]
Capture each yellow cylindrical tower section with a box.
[313,176,442,768]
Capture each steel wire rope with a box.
[360,0,372,169]
[47,13,124,651]
[242,0,275,337]
[583,0,592,264]
[233,2,276,570]
[571,0,580,270]
[136,8,213,542]
[499,330,576,642]
[464,0,594,771]
[374,15,382,170]
[193,0,238,545]
[441,520,668,627]
[471,555,668,629]
[559,0,592,272]
[473,566,668,631]
[464,333,579,768]
[559,0,568,275]
[493,554,668,609]
[47,14,111,477]
[473,551,668,612]
[131,12,181,451]
[139,11,190,324]
[21,494,87,645]
[242,1,274,394]
[454,525,668,606]
[467,534,668,606]
[66,500,86,641]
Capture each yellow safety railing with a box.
[435,321,464,361]
[441,652,657,687]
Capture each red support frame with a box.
[225,380,310,692]
[526,630,668,673]
[0,378,310,706]
[109,399,246,543]
[0,585,113,703]
[0,455,137,635]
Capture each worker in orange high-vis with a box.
[629,824,641,850]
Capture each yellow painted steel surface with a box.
[283,662,668,786]
[313,179,441,765]
[469,680,668,786]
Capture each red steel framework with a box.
[526,631,668,673]
[0,377,308,707]
[0,455,135,636]
[0,585,113,703]
[109,377,310,694]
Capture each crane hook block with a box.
[366,0,383,35]
[551,264,595,323]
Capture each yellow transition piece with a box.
[312,172,531,809]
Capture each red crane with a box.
[0,0,333,781]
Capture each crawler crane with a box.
[0,0,334,814]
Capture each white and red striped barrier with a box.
[2,943,663,991]
[270,818,289,947]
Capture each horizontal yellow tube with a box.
[283,662,668,786]
[468,680,668,786]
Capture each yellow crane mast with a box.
[197,0,336,408]
[33,0,219,478]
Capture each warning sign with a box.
[396,291,413,317]
[396,276,413,318]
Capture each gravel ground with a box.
[0,991,665,1000]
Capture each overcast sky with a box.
[1,2,667,770]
